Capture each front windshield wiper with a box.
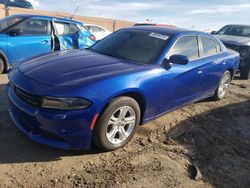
[91,49,129,61]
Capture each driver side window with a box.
[168,36,199,61]
[12,19,49,35]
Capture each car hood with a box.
[215,35,250,46]
[19,49,146,87]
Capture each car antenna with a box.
[70,5,80,19]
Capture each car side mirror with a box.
[169,55,189,65]
[162,58,170,68]
[211,31,217,35]
[7,29,22,36]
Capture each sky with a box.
[28,0,250,30]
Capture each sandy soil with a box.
[0,73,249,188]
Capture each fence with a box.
[0,4,135,31]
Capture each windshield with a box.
[216,25,250,37]
[0,16,25,32]
[90,29,168,64]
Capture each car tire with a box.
[93,96,140,151]
[213,70,232,100]
[240,63,250,80]
[0,58,4,74]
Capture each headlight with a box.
[239,46,250,59]
[41,97,91,110]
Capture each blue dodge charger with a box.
[7,26,240,151]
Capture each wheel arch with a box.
[227,67,234,79]
[99,90,147,125]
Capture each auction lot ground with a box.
[0,74,249,188]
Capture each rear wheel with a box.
[240,63,250,80]
[0,58,4,74]
[213,71,231,100]
[93,96,140,151]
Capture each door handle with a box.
[41,40,49,44]
[222,60,226,65]
[197,70,203,74]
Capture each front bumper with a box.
[7,84,95,150]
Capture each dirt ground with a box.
[0,73,249,188]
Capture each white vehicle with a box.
[85,24,111,40]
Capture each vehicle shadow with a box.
[233,74,246,80]
[0,84,101,164]
[165,99,250,188]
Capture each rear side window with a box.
[200,37,221,57]
[12,19,49,35]
[168,36,199,61]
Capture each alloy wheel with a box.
[218,73,231,98]
[106,106,136,145]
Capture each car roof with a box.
[9,14,83,25]
[128,26,209,37]
[223,24,250,27]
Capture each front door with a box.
[158,36,204,114]
[6,18,52,64]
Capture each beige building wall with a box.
[0,4,134,31]
[7,7,70,18]
[0,4,6,18]
[73,15,134,31]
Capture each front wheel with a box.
[93,96,140,151]
[213,71,231,100]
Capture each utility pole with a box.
[4,4,9,17]
[112,19,116,32]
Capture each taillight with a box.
[89,35,96,41]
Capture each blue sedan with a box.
[0,14,96,73]
[7,26,240,151]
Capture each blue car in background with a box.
[7,26,239,151]
[0,14,96,73]
[0,0,33,9]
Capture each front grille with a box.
[224,43,239,52]
[14,87,42,107]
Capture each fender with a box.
[95,87,151,125]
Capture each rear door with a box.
[76,24,95,49]
[198,36,226,95]
[6,18,51,64]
